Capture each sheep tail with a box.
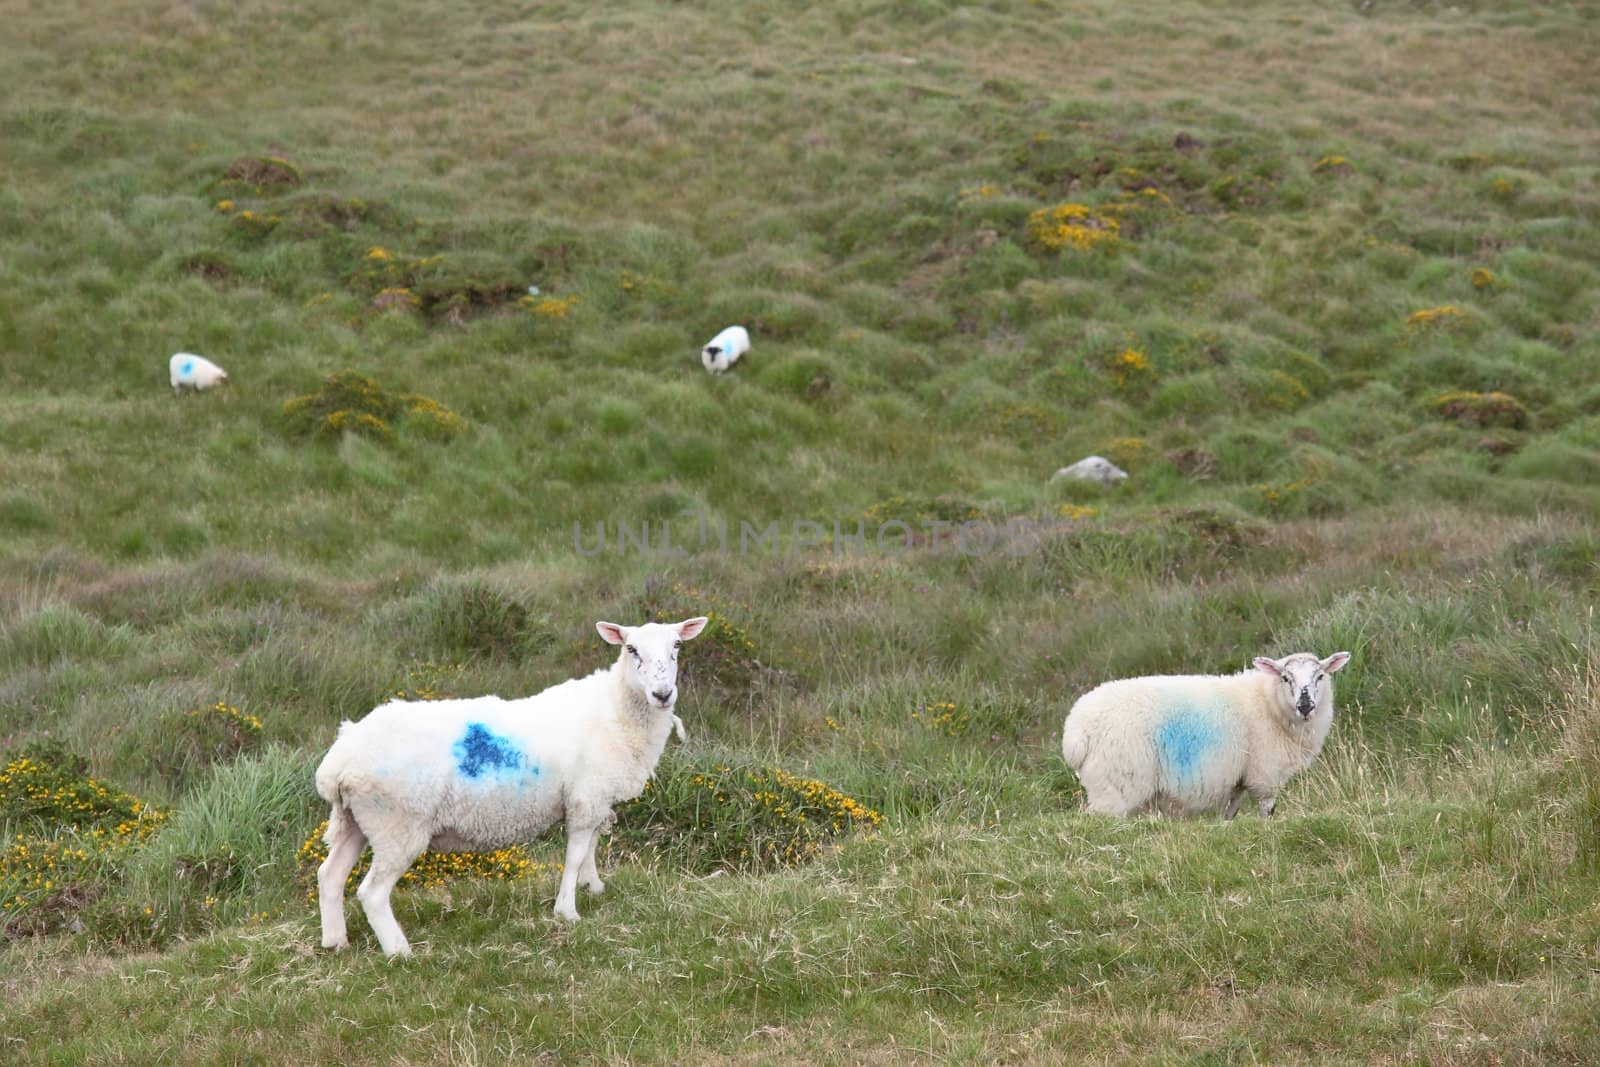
[314,722,355,846]
[1061,720,1091,770]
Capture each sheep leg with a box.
[317,814,367,950]
[554,825,598,921]
[1221,786,1250,821]
[355,827,430,957]
[1256,794,1277,817]
[579,831,605,895]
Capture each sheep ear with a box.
[675,616,710,641]
[1321,651,1352,673]
[1253,656,1284,677]
[596,621,628,646]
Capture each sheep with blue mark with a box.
[314,615,709,956]
[168,352,229,394]
[1061,651,1352,818]
[700,325,749,374]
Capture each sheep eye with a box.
[625,645,637,656]
[673,641,681,650]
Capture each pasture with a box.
[2,0,1598,1061]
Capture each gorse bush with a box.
[1024,202,1121,253]
[1,743,167,937]
[296,821,557,896]
[150,702,263,790]
[282,371,465,442]
[609,754,882,872]
[0,742,166,838]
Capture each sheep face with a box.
[596,616,710,709]
[1253,651,1351,721]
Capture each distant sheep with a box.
[701,325,749,374]
[1051,456,1127,485]
[169,353,229,394]
[314,615,709,956]
[1061,651,1352,818]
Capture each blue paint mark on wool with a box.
[1156,710,1222,785]
[453,722,528,780]
[181,359,195,376]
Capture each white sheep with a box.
[701,325,749,374]
[1050,455,1127,485]
[314,615,709,956]
[1061,651,1352,818]
[169,353,229,394]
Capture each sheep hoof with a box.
[554,903,580,922]
[321,937,348,951]
[583,878,606,896]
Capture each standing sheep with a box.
[314,615,708,956]
[701,325,749,374]
[1061,651,1352,818]
[169,353,229,394]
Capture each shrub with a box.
[1024,202,1121,253]
[220,154,303,192]
[1099,436,1149,470]
[228,209,282,240]
[151,702,263,788]
[282,371,465,443]
[1105,347,1153,389]
[1,743,167,937]
[0,742,166,838]
[1405,305,1472,332]
[1427,391,1529,430]
[297,821,555,896]
[609,754,882,872]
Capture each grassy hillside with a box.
[2,0,1599,1061]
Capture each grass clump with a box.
[220,154,303,193]
[111,746,324,944]
[610,753,882,872]
[1428,390,1530,430]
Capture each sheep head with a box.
[1253,651,1351,721]
[596,616,710,710]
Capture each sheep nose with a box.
[652,688,674,704]
[1297,694,1314,715]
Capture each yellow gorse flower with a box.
[1406,305,1469,330]
[1025,202,1121,253]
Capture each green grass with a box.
[3,0,1600,1061]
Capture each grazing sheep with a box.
[1061,651,1352,818]
[701,325,749,374]
[1050,455,1127,485]
[314,615,709,956]
[169,353,229,394]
